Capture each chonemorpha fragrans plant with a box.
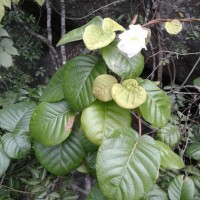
[2,16,196,200]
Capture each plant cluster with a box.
[1,16,200,200]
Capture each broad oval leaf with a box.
[0,102,36,132]
[34,131,85,175]
[0,51,12,68]
[102,41,144,79]
[87,184,107,200]
[57,16,103,46]
[139,79,171,128]
[168,175,195,200]
[93,74,117,102]
[156,141,184,170]
[156,123,180,147]
[186,142,200,161]
[165,20,182,35]
[40,66,65,102]
[0,142,10,177]
[30,101,75,146]
[112,79,147,109]
[102,18,125,32]
[2,130,31,159]
[0,28,9,37]
[81,100,131,145]
[83,25,115,50]
[63,55,107,111]
[5,46,19,56]
[96,128,160,200]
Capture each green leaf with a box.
[156,123,180,147]
[30,101,75,146]
[13,0,20,5]
[186,142,200,161]
[2,130,31,159]
[34,131,85,175]
[139,79,171,128]
[0,142,10,177]
[0,28,9,37]
[85,152,97,177]
[0,51,13,68]
[156,141,184,170]
[96,128,160,200]
[102,18,125,32]
[83,25,115,50]
[1,0,11,9]
[111,79,147,109]
[0,4,5,23]
[102,41,144,79]
[63,55,107,111]
[142,185,168,200]
[81,100,131,145]
[86,184,107,200]
[93,74,117,102]
[1,38,13,47]
[35,0,45,6]
[5,46,19,56]
[0,102,36,132]
[57,16,103,46]
[40,66,65,102]
[193,77,200,86]
[168,175,195,200]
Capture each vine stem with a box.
[142,18,200,27]
[138,113,142,137]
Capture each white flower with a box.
[117,24,148,58]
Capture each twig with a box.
[138,113,142,137]
[0,185,34,194]
[70,184,88,195]
[11,0,61,68]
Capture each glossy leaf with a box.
[186,142,200,161]
[30,101,75,146]
[34,131,85,175]
[168,175,195,200]
[102,18,125,32]
[111,79,147,109]
[57,16,103,46]
[96,128,160,200]
[93,74,117,102]
[83,25,115,50]
[139,79,171,128]
[63,55,107,111]
[156,141,184,170]
[87,184,107,200]
[102,41,144,79]
[156,123,180,147]
[2,130,31,159]
[0,142,10,177]
[165,20,182,35]
[0,102,36,132]
[40,66,65,102]
[81,100,131,145]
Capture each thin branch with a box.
[138,113,142,137]
[11,0,61,68]
[60,0,66,64]
[70,184,88,195]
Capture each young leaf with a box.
[57,16,103,46]
[102,18,125,32]
[81,100,131,145]
[102,41,144,79]
[165,20,183,35]
[96,128,160,200]
[139,79,171,128]
[0,102,36,132]
[186,142,200,161]
[93,74,117,102]
[111,79,147,109]
[168,175,195,200]
[156,123,180,147]
[2,130,31,159]
[30,101,75,146]
[156,141,184,170]
[40,66,65,102]
[34,131,85,176]
[83,25,115,50]
[0,142,10,177]
[63,55,107,111]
